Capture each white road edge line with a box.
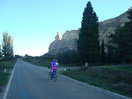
[2,61,17,99]
[60,74,132,99]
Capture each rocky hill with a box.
[48,30,79,55]
[99,11,130,45]
[48,11,130,55]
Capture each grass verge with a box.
[0,59,16,92]
[61,65,132,98]
[23,58,79,67]
[23,58,52,67]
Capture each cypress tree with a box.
[78,1,100,64]
[101,40,105,65]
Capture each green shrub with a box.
[57,51,80,65]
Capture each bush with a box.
[57,51,80,65]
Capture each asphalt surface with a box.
[4,60,131,99]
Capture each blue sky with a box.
[0,0,131,56]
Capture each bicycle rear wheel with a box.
[48,71,51,80]
[52,70,57,82]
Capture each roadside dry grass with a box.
[0,60,16,92]
[24,58,79,67]
[61,65,132,98]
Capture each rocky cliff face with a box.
[48,30,79,55]
[48,11,130,55]
[99,11,130,45]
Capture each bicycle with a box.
[48,69,57,82]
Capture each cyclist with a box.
[48,59,58,79]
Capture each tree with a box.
[108,7,132,63]
[57,51,80,64]
[101,40,105,65]
[78,1,100,65]
[2,33,14,59]
[122,7,132,63]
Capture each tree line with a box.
[0,33,14,60]
[56,1,132,66]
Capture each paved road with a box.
[4,60,131,99]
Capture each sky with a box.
[0,0,131,56]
